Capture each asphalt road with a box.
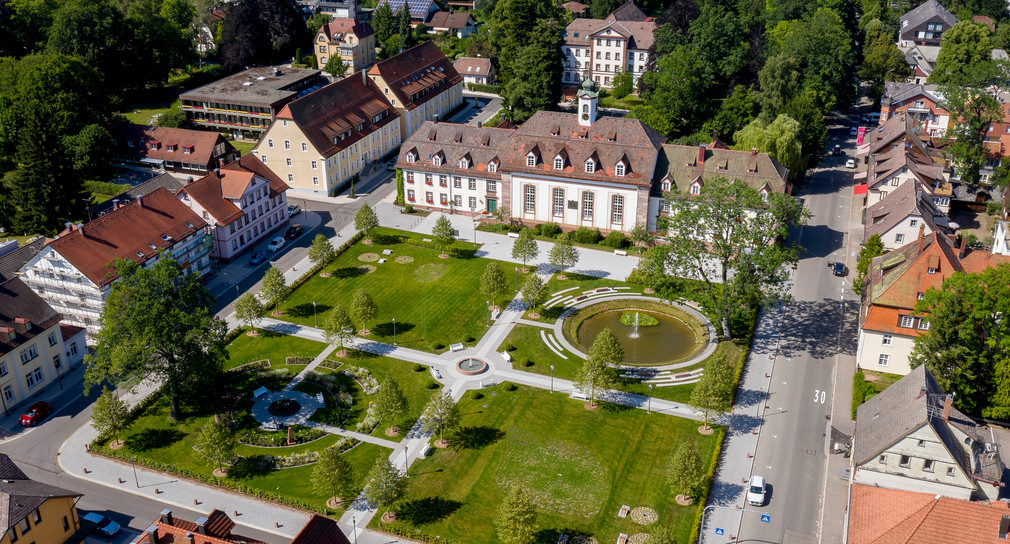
[736,114,861,543]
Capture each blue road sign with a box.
[715,528,725,535]
[761,514,771,523]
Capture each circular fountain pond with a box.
[574,307,702,366]
[456,358,489,375]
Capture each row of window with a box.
[523,186,625,224]
[878,452,954,476]
[6,507,46,543]
[405,190,480,209]
[405,172,497,192]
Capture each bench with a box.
[617,533,628,544]
[614,249,627,256]
[571,390,588,401]
[492,308,501,320]
[315,393,324,404]
[675,372,692,379]
[507,231,520,238]
[574,295,588,301]
[253,386,269,399]
[500,351,512,362]
[618,505,630,518]
[480,380,496,388]
[595,287,611,293]
[450,342,464,352]
[433,369,443,380]
[382,249,393,255]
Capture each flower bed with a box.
[286,356,314,366]
[318,359,343,371]
[267,436,360,468]
[226,360,269,376]
[239,425,327,448]
[354,403,380,434]
[342,365,380,394]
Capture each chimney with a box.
[361,68,367,85]
[751,148,757,158]
[434,114,439,124]
[218,157,226,168]
[76,222,84,237]
[145,525,159,544]
[917,224,925,254]
[916,386,927,399]
[698,143,706,166]
[185,532,196,544]
[0,326,13,344]
[64,222,73,232]
[160,509,173,526]
[195,516,208,535]
[112,198,121,210]
[942,393,953,421]
[136,194,143,208]
[214,168,221,179]
[958,236,967,260]
[1000,514,1010,539]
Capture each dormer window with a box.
[585,159,595,173]
[661,178,671,192]
[759,189,769,201]
[690,182,701,195]
[488,161,498,173]
[406,151,416,163]
[615,162,625,177]
[554,157,564,170]
[526,152,537,167]
[433,154,443,166]
[459,157,470,169]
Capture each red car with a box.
[20,401,51,427]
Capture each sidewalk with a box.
[702,305,784,543]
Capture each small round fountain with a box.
[577,308,698,365]
[456,358,489,375]
[629,312,641,339]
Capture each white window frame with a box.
[611,194,623,223]
[900,315,914,328]
[582,191,594,220]
[615,162,625,176]
[882,333,893,346]
[524,185,536,214]
[878,354,889,366]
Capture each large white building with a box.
[20,188,212,338]
[561,1,654,89]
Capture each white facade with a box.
[856,328,917,376]
[0,321,71,411]
[509,174,643,234]
[402,169,500,214]
[561,38,649,89]
[877,214,939,250]
[993,220,1010,256]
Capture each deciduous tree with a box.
[589,328,624,367]
[350,288,377,333]
[733,114,804,181]
[308,234,335,269]
[852,234,884,295]
[511,228,539,271]
[92,388,130,446]
[575,346,613,407]
[421,391,459,443]
[928,20,994,85]
[233,292,265,334]
[85,259,227,420]
[495,483,538,544]
[374,379,408,429]
[940,85,1004,186]
[324,55,347,78]
[689,353,734,428]
[260,266,287,313]
[637,245,670,292]
[666,442,706,499]
[312,447,354,504]
[480,261,509,310]
[323,305,354,353]
[362,458,407,512]
[432,215,455,256]
[355,203,379,239]
[196,420,235,471]
[500,19,562,123]
[548,233,579,278]
[521,274,547,316]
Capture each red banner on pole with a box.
[857,126,867,146]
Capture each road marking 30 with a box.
[814,389,827,404]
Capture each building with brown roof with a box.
[110,124,239,176]
[132,510,352,544]
[898,0,957,49]
[289,515,352,544]
[179,65,325,139]
[91,173,187,217]
[252,71,401,196]
[863,142,949,212]
[1,454,82,544]
[426,11,476,38]
[178,155,290,261]
[561,1,654,89]
[857,230,1010,375]
[561,0,588,16]
[848,484,1010,543]
[313,19,376,74]
[374,0,439,24]
[397,80,667,233]
[19,188,212,338]
[453,56,495,86]
[863,180,949,250]
[851,365,1005,500]
[367,41,464,141]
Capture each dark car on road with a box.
[831,145,842,156]
[82,513,121,537]
[249,251,269,265]
[20,401,51,427]
[831,262,847,277]
[284,224,303,240]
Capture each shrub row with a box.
[239,425,326,448]
[465,82,500,94]
[690,426,726,544]
[852,370,876,419]
[226,359,270,375]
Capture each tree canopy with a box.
[312,447,354,502]
[928,21,995,86]
[733,114,805,182]
[495,484,539,544]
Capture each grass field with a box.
[372,384,722,543]
[225,328,326,370]
[279,228,519,352]
[230,140,256,156]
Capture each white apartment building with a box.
[561,2,654,89]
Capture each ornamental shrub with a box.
[603,231,630,249]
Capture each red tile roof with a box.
[289,515,352,544]
[319,18,374,41]
[179,155,288,226]
[561,1,588,13]
[141,510,264,544]
[848,484,1010,544]
[59,323,84,342]
[222,155,288,197]
[427,11,473,29]
[112,124,235,168]
[367,41,462,112]
[46,188,208,288]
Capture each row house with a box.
[1,455,83,544]
[0,278,85,412]
[179,65,325,140]
[314,19,376,74]
[368,41,464,142]
[110,123,238,176]
[864,180,949,251]
[252,71,401,196]
[19,188,211,339]
[561,2,654,90]
[177,155,290,261]
[863,143,949,213]
[857,230,1010,375]
[879,83,949,137]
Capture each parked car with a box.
[249,251,269,265]
[849,126,858,136]
[831,145,842,156]
[386,159,397,171]
[832,262,848,277]
[845,158,856,168]
[287,204,301,217]
[267,237,285,252]
[284,224,303,240]
[19,401,51,427]
[82,513,121,537]
[747,475,767,506]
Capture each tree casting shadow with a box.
[397,497,462,525]
[126,428,185,452]
[450,426,505,450]
[227,455,276,479]
[287,303,332,319]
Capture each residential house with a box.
[132,509,352,544]
[848,484,1010,544]
[179,65,325,139]
[20,188,212,338]
[852,364,1005,500]
[453,56,495,85]
[314,19,376,73]
[561,1,588,17]
[110,124,238,176]
[0,278,80,412]
[177,155,290,261]
[857,230,1010,375]
[397,79,667,234]
[561,1,655,89]
[879,83,949,137]
[863,144,949,212]
[898,0,957,48]
[864,181,949,250]
[426,11,477,38]
[252,71,401,196]
[297,0,357,19]
[0,454,82,544]
[91,173,186,217]
[374,0,439,25]
[367,41,464,142]
[289,515,352,544]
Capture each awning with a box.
[857,144,871,155]
[854,171,867,180]
[141,158,164,166]
[854,184,868,195]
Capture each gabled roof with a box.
[374,0,436,20]
[605,0,648,22]
[222,155,288,197]
[899,0,957,37]
[654,143,790,195]
[865,113,933,157]
[0,278,60,357]
[92,173,187,217]
[0,237,45,282]
[289,515,352,544]
[453,56,492,76]
[111,124,234,167]
[564,18,655,50]
[142,510,265,544]
[866,145,944,190]
[396,121,515,179]
[43,188,208,288]
[0,454,81,536]
[367,41,463,112]
[427,11,473,29]
[863,180,948,243]
[277,74,398,159]
[561,1,588,13]
[848,484,1010,544]
[881,82,944,110]
[318,18,374,42]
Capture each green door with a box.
[487,199,497,214]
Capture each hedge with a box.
[466,82,500,94]
[287,231,365,292]
[852,370,876,419]
[690,426,727,544]
[395,168,405,205]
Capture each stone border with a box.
[551,295,718,371]
[455,357,489,376]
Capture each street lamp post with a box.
[131,456,139,488]
[486,300,490,327]
[550,364,555,393]
[404,446,408,474]
[392,318,397,346]
[352,516,357,544]
[312,301,317,328]
[647,384,653,414]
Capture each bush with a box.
[413,364,426,372]
[534,222,561,238]
[466,82,500,94]
[571,227,603,245]
[471,391,484,400]
[503,383,518,392]
[404,204,414,214]
[426,381,440,390]
[987,201,1002,216]
[603,231,630,249]
[433,342,445,350]
[502,343,516,352]
[522,359,534,368]
[851,371,876,419]
[464,335,475,342]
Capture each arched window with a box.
[527,153,537,167]
[585,160,595,173]
[583,104,589,114]
[554,157,564,170]
[615,162,625,176]
[661,179,671,191]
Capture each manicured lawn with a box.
[530,273,646,323]
[225,328,326,370]
[230,140,256,156]
[372,384,723,543]
[278,228,508,352]
[599,93,645,110]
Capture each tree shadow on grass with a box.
[372,321,416,337]
[371,233,403,245]
[331,267,367,279]
[287,303,332,319]
[535,528,590,544]
[397,497,462,525]
[226,455,276,479]
[450,426,505,450]
[598,401,633,413]
[126,428,185,452]
[539,306,566,321]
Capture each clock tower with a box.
[576,77,599,127]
